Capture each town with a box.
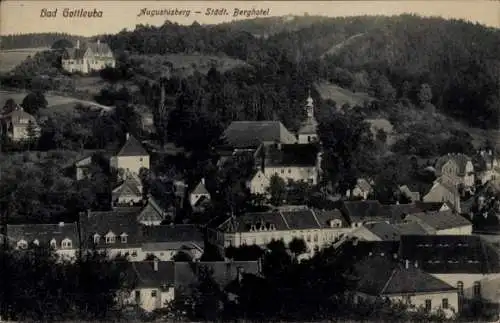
[0,10,500,323]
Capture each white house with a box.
[62,39,116,74]
[4,222,79,261]
[355,256,458,316]
[435,153,475,188]
[110,133,150,176]
[189,178,211,208]
[404,210,473,235]
[400,235,500,304]
[346,178,373,200]
[120,259,175,312]
[208,206,352,257]
[0,106,40,142]
[112,171,144,207]
[422,177,461,213]
[297,94,318,144]
[246,169,271,195]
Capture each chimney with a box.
[76,39,80,49]
[405,259,410,269]
[414,260,418,268]
[201,178,205,186]
[126,132,130,140]
[153,257,159,272]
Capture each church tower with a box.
[297,91,318,144]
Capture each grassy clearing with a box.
[165,53,249,77]
[315,81,373,108]
[0,47,50,73]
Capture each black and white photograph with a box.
[0,0,499,321]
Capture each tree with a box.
[172,251,193,262]
[267,174,286,206]
[2,98,17,114]
[288,238,307,258]
[51,39,74,50]
[25,120,38,149]
[21,91,47,115]
[190,265,226,321]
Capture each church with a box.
[297,93,319,144]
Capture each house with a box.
[137,195,174,226]
[435,153,475,188]
[255,143,320,186]
[80,208,144,260]
[346,178,373,200]
[404,210,473,235]
[400,235,500,303]
[112,171,144,207]
[422,177,461,213]
[3,222,79,260]
[354,256,458,315]
[246,169,270,195]
[297,94,318,144]
[62,39,115,74]
[74,155,93,180]
[189,178,211,208]
[0,106,40,142]
[208,205,351,256]
[222,121,297,150]
[473,150,498,184]
[350,222,401,241]
[140,225,205,261]
[109,133,150,176]
[120,259,175,312]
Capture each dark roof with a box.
[117,134,148,156]
[80,208,142,248]
[356,257,456,296]
[174,261,260,295]
[223,121,297,149]
[6,222,78,248]
[141,225,204,245]
[400,235,500,274]
[407,210,472,231]
[281,209,320,230]
[362,222,401,241]
[349,240,400,261]
[137,197,171,224]
[313,209,349,227]
[395,222,428,235]
[435,153,472,176]
[264,143,318,167]
[63,42,113,60]
[414,201,447,212]
[124,261,175,289]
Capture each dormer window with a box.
[17,240,28,250]
[269,223,276,231]
[105,232,116,244]
[93,233,100,244]
[120,233,128,243]
[50,239,57,249]
[250,225,256,232]
[61,238,72,249]
[259,223,266,231]
[33,239,40,246]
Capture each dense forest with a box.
[0,33,86,50]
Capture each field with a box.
[315,82,373,108]
[0,47,50,73]
[164,53,249,77]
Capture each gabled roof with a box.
[313,209,349,228]
[223,121,297,149]
[124,261,175,289]
[1,107,37,125]
[137,197,171,224]
[112,177,143,199]
[400,235,500,274]
[435,153,473,176]
[264,143,318,167]
[63,42,113,60]
[407,210,471,231]
[355,178,373,192]
[191,179,209,195]
[362,222,401,241]
[395,222,428,235]
[356,257,456,296]
[141,225,204,245]
[5,222,79,247]
[117,134,148,157]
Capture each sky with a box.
[1,0,499,36]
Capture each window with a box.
[425,299,432,312]
[105,232,115,244]
[139,157,143,162]
[151,290,157,297]
[131,251,137,257]
[281,169,284,174]
[404,295,411,305]
[17,240,28,250]
[50,239,57,249]
[135,290,140,299]
[62,239,72,249]
[121,234,128,243]
[288,169,291,174]
[33,239,39,246]
[473,282,481,297]
[457,281,464,295]
[442,298,448,309]
[93,234,100,244]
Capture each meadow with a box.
[0,47,50,73]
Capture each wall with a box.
[431,273,500,302]
[117,193,143,205]
[388,291,459,314]
[248,172,270,195]
[298,134,318,144]
[114,155,150,175]
[436,225,473,235]
[263,166,318,185]
[189,193,210,207]
[124,287,175,312]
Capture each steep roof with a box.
[136,197,171,224]
[362,222,401,241]
[264,143,318,167]
[356,257,456,296]
[223,121,297,148]
[117,134,148,157]
[407,210,472,231]
[63,41,113,60]
[5,222,79,248]
[124,260,175,289]
[400,235,500,274]
[141,225,204,245]
[112,176,143,200]
[191,179,209,195]
[435,153,472,176]
[356,178,373,192]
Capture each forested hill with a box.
[0,33,86,50]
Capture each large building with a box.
[62,40,115,74]
[110,133,150,176]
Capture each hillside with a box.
[0,33,86,50]
[0,47,51,73]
